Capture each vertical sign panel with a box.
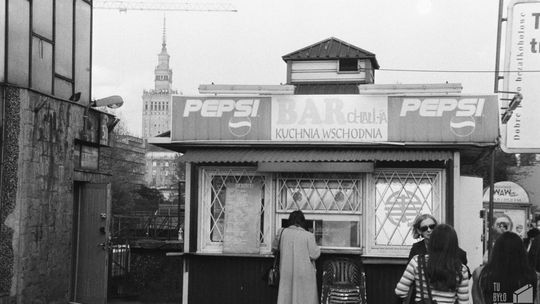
[503,0,540,152]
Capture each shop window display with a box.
[276,173,364,250]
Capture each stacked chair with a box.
[320,257,367,304]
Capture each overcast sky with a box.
[92,0,501,136]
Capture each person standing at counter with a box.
[273,210,321,304]
[408,214,468,266]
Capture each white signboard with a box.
[502,0,540,152]
[483,181,530,204]
[271,95,388,142]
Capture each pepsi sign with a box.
[388,96,498,143]
[169,95,498,144]
[171,96,271,141]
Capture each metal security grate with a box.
[277,173,363,213]
[205,168,267,243]
[374,170,441,246]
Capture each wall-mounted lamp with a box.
[91,95,124,109]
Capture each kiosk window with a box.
[366,169,443,256]
[276,173,364,250]
[199,167,272,253]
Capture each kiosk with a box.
[150,38,499,304]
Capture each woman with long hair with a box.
[396,224,470,304]
[272,210,320,304]
[473,231,537,304]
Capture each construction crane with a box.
[93,0,237,13]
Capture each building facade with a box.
[141,20,179,139]
[145,149,180,201]
[141,21,180,202]
[1,1,116,303]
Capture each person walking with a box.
[472,231,537,304]
[273,210,320,304]
[396,224,470,304]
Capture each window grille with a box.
[370,169,442,255]
[201,167,271,252]
[276,173,364,250]
[276,173,363,213]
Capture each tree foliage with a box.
[111,180,164,215]
[461,147,517,188]
[107,121,166,215]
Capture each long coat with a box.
[273,226,321,304]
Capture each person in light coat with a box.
[272,210,321,304]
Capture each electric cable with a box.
[373,68,540,73]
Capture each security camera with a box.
[91,95,124,109]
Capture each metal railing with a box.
[111,208,183,245]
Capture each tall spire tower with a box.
[141,15,178,139]
[155,15,172,91]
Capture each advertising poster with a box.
[171,94,498,145]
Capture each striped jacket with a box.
[395,254,470,304]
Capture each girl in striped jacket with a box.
[395,224,470,304]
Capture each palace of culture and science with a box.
[141,21,181,201]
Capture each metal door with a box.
[72,183,110,304]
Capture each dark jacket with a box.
[528,235,540,272]
[408,239,468,266]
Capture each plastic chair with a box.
[321,257,367,304]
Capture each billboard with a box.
[502,0,540,152]
[171,95,499,144]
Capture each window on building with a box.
[276,173,364,250]
[338,58,359,72]
[365,169,443,256]
[199,167,272,253]
[197,166,444,257]
[152,161,157,166]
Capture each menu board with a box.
[223,183,262,254]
